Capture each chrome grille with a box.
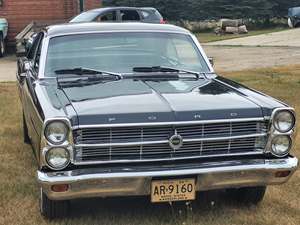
[74,121,268,144]
[73,119,269,164]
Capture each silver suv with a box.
[70,7,166,24]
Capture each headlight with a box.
[45,121,69,144]
[271,136,292,157]
[46,147,70,170]
[273,110,295,133]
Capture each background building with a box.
[0,0,102,44]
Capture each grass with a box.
[0,65,300,225]
[196,28,287,43]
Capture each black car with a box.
[70,7,166,24]
[17,23,298,219]
[288,7,300,28]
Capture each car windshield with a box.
[289,7,300,17]
[45,32,210,76]
[70,11,99,23]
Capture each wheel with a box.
[227,186,266,205]
[0,34,5,58]
[40,188,70,219]
[23,113,31,144]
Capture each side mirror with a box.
[208,57,214,67]
[16,49,27,58]
[24,61,31,71]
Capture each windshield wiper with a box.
[55,67,123,80]
[132,66,204,79]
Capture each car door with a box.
[18,32,44,157]
[17,32,41,115]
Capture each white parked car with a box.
[0,18,8,57]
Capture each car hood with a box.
[61,78,263,125]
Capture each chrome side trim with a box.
[75,133,267,148]
[72,117,266,129]
[73,152,264,166]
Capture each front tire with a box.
[40,189,70,219]
[227,186,266,205]
[0,34,5,58]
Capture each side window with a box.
[95,11,117,22]
[27,35,40,60]
[141,10,150,19]
[120,10,140,21]
[33,36,43,70]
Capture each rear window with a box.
[141,10,150,19]
[140,9,162,21]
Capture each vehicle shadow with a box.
[66,190,245,224]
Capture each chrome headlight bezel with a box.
[271,135,292,157]
[40,118,73,170]
[45,147,71,170]
[267,107,296,158]
[273,109,295,133]
[44,120,70,145]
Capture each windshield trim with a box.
[39,31,213,79]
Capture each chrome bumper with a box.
[38,157,298,200]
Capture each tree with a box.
[103,0,300,21]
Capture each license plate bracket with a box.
[151,178,196,203]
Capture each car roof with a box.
[88,7,158,12]
[45,22,190,38]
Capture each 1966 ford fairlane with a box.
[17,23,298,219]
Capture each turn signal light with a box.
[51,184,69,192]
[275,171,291,178]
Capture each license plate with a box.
[151,178,196,203]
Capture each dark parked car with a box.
[288,7,300,28]
[17,23,298,219]
[70,7,166,24]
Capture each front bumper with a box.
[38,157,298,200]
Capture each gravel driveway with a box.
[205,29,300,47]
[203,46,300,72]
